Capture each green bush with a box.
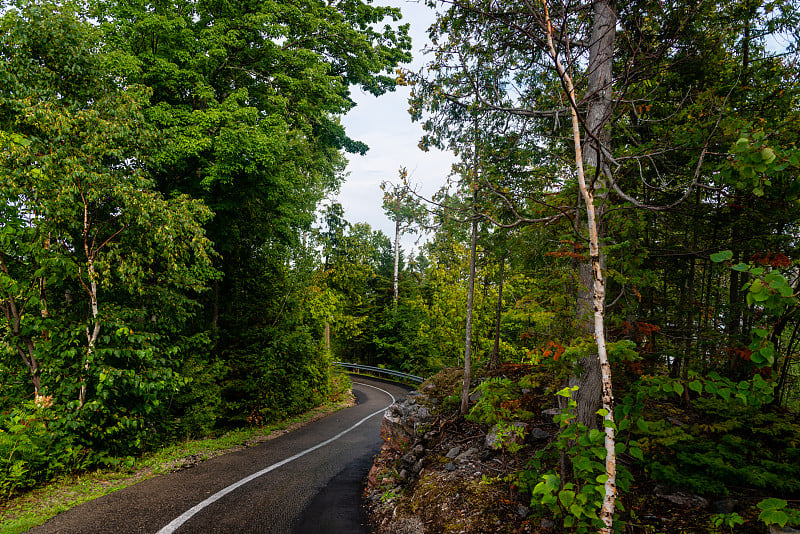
[635,393,800,496]
[0,402,86,498]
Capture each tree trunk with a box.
[80,259,101,409]
[542,0,617,529]
[1,253,42,398]
[211,279,220,332]
[461,205,478,415]
[393,218,400,306]
[17,340,41,398]
[489,253,505,370]
[570,0,616,431]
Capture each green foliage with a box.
[222,326,332,427]
[757,498,800,528]
[710,512,744,532]
[712,250,797,366]
[519,387,633,532]
[466,377,533,425]
[0,403,86,498]
[630,387,800,496]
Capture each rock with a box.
[486,422,528,449]
[469,390,482,402]
[771,526,800,534]
[711,498,738,514]
[455,447,478,462]
[668,416,685,427]
[542,408,561,418]
[412,458,424,473]
[540,518,555,529]
[445,462,456,472]
[398,469,409,481]
[367,465,381,487]
[381,395,433,452]
[527,427,550,444]
[446,446,461,459]
[655,488,709,509]
[517,505,529,518]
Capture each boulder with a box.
[381,393,432,452]
[654,486,709,509]
[455,447,479,462]
[527,427,550,444]
[486,422,528,449]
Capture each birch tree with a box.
[540,1,617,526]
[382,177,426,306]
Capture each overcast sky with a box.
[334,0,455,251]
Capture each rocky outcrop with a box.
[380,392,432,453]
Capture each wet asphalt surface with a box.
[28,377,411,534]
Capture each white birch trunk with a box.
[79,259,101,409]
[79,198,101,409]
[541,1,617,530]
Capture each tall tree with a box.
[0,1,216,422]
[382,176,426,305]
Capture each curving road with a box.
[29,377,409,534]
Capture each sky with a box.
[334,0,455,251]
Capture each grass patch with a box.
[0,392,354,534]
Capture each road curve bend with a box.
[28,377,410,534]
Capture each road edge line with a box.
[155,381,396,534]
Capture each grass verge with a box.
[0,394,354,534]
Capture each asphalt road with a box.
[29,376,410,534]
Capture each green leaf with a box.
[758,498,789,511]
[688,380,703,394]
[559,489,575,508]
[758,509,789,527]
[710,250,733,262]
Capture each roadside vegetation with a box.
[0,371,353,534]
[0,0,407,509]
[2,0,800,532]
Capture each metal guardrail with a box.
[335,362,424,384]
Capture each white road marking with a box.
[155,381,396,534]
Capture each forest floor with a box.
[0,397,354,534]
[364,366,780,534]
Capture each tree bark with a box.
[80,258,101,409]
[461,190,479,415]
[542,0,617,529]
[489,253,505,370]
[571,0,616,430]
[393,218,400,306]
[1,252,42,398]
